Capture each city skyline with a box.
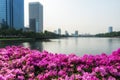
[25,0,120,34]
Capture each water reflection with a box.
[0,38,120,56]
[58,39,61,48]
[0,40,20,48]
[75,37,78,45]
[107,38,113,53]
[22,42,31,48]
[65,38,68,45]
[22,41,43,51]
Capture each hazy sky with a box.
[25,0,120,34]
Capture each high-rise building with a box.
[0,0,7,25]
[65,30,69,36]
[75,30,78,36]
[0,0,24,29]
[58,28,61,35]
[54,30,57,34]
[108,26,113,33]
[29,2,43,33]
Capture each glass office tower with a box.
[0,0,7,24]
[29,2,43,33]
[0,0,24,29]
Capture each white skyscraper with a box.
[29,2,43,33]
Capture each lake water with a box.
[0,37,120,56]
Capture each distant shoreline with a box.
[0,36,119,42]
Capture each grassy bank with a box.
[0,38,34,41]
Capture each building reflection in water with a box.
[75,37,78,46]
[22,42,31,48]
[22,41,43,52]
[32,41,43,51]
[108,38,113,53]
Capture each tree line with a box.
[95,31,120,37]
[0,25,60,39]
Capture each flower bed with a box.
[0,46,120,80]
